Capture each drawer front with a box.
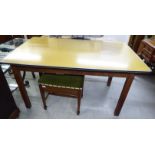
[152,55,155,62]
[144,45,154,54]
[141,49,151,62]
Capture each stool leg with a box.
[81,88,84,98]
[39,84,47,110]
[77,91,82,115]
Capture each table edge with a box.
[1,62,151,75]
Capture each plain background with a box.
[0,0,155,155]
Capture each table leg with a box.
[114,75,134,116]
[107,76,113,86]
[12,66,31,108]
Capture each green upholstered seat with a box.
[38,74,84,90]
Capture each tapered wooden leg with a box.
[39,72,43,78]
[12,66,31,108]
[107,76,113,86]
[39,85,47,110]
[114,75,134,116]
[77,91,82,115]
[22,71,26,81]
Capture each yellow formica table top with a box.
[1,37,151,73]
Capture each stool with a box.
[38,74,84,115]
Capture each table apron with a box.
[11,65,135,78]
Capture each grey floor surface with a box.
[9,73,155,119]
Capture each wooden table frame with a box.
[11,64,135,116]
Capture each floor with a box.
[6,35,155,119]
[103,35,130,42]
